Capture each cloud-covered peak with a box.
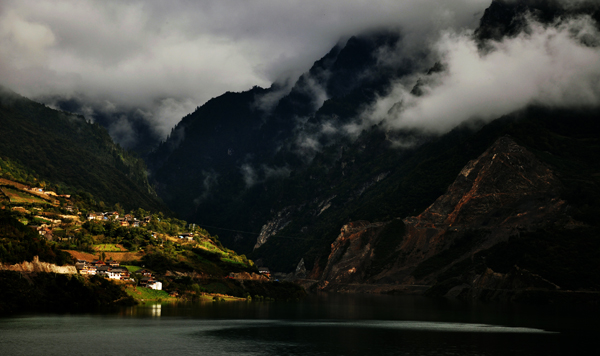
[361,13,600,135]
[0,0,489,148]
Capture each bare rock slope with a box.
[318,136,566,294]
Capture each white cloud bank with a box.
[365,15,600,135]
[5,0,595,146]
[0,0,490,142]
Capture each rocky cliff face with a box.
[0,256,77,274]
[414,136,563,229]
[317,136,567,294]
[318,221,386,287]
[254,207,293,250]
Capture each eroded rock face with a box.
[317,137,565,293]
[254,207,293,250]
[318,221,386,288]
[396,136,565,272]
[414,136,563,229]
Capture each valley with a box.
[2,0,600,315]
[0,171,303,314]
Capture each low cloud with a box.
[263,165,292,180]
[0,0,490,147]
[193,169,219,205]
[365,15,600,135]
[108,115,137,149]
[241,164,258,188]
[240,163,292,188]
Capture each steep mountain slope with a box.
[317,129,600,300]
[0,87,166,212]
[146,31,419,252]
[474,0,600,44]
[147,0,600,285]
[252,106,600,275]
[317,136,565,288]
[43,95,163,157]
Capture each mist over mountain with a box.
[0,86,166,212]
[146,0,600,280]
[2,0,600,297]
[0,0,489,154]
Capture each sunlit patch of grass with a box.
[123,265,142,273]
[93,244,122,252]
[125,286,175,301]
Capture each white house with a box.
[147,280,162,290]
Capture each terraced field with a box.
[0,187,48,204]
[93,244,127,252]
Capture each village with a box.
[0,176,198,242]
[1,176,287,302]
[75,258,163,290]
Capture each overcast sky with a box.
[0,0,490,140]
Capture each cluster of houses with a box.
[87,211,151,228]
[178,233,195,241]
[75,259,162,290]
[29,223,56,240]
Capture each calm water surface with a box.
[1,294,599,355]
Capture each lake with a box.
[1,294,599,355]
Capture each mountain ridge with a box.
[4,0,594,301]
[0,86,166,212]
[145,0,600,279]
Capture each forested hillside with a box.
[0,86,165,212]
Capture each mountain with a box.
[317,131,600,298]
[147,31,410,220]
[474,0,600,44]
[42,95,163,157]
[146,0,600,300]
[147,31,430,265]
[0,86,166,212]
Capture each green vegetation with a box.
[0,211,73,265]
[0,87,307,312]
[93,244,123,252]
[125,286,174,301]
[0,157,41,187]
[0,201,301,311]
[0,187,48,204]
[0,272,135,315]
[162,277,306,301]
[32,216,53,224]
[123,265,142,273]
[0,87,166,212]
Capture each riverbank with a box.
[0,271,136,315]
[124,285,246,303]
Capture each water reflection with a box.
[120,293,600,333]
[1,294,599,356]
[151,304,161,317]
[200,320,561,356]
